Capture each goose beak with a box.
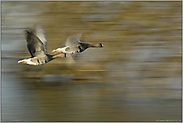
[54,51,63,54]
[19,61,27,64]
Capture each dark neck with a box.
[88,43,100,47]
[51,54,66,59]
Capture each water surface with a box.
[1,1,182,122]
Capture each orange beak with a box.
[54,51,63,54]
[21,61,27,64]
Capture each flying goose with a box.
[18,25,68,65]
[52,33,104,55]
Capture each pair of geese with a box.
[18,25,104,65]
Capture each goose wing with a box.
[25,25,47,57]
[33,25,48,54]
[65,33,82,47]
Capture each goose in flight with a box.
[18,25,68,65]
[52,33,104,55]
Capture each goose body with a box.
[52,34,104,54]
[18,25,67,65]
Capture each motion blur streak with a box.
[1,1,182,122]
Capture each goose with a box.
[18,25,68,65]
[52,33,104,55]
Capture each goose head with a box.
[100,43,105,47]
[94,43,105,47]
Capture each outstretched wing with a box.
[65,33,82,47]
[25,25,47,57]
[33,25,48,54]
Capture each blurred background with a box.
[1,1,182,122]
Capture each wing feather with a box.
[33,25,48,54]
[25,25,47,57]
[65,33,82,47]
